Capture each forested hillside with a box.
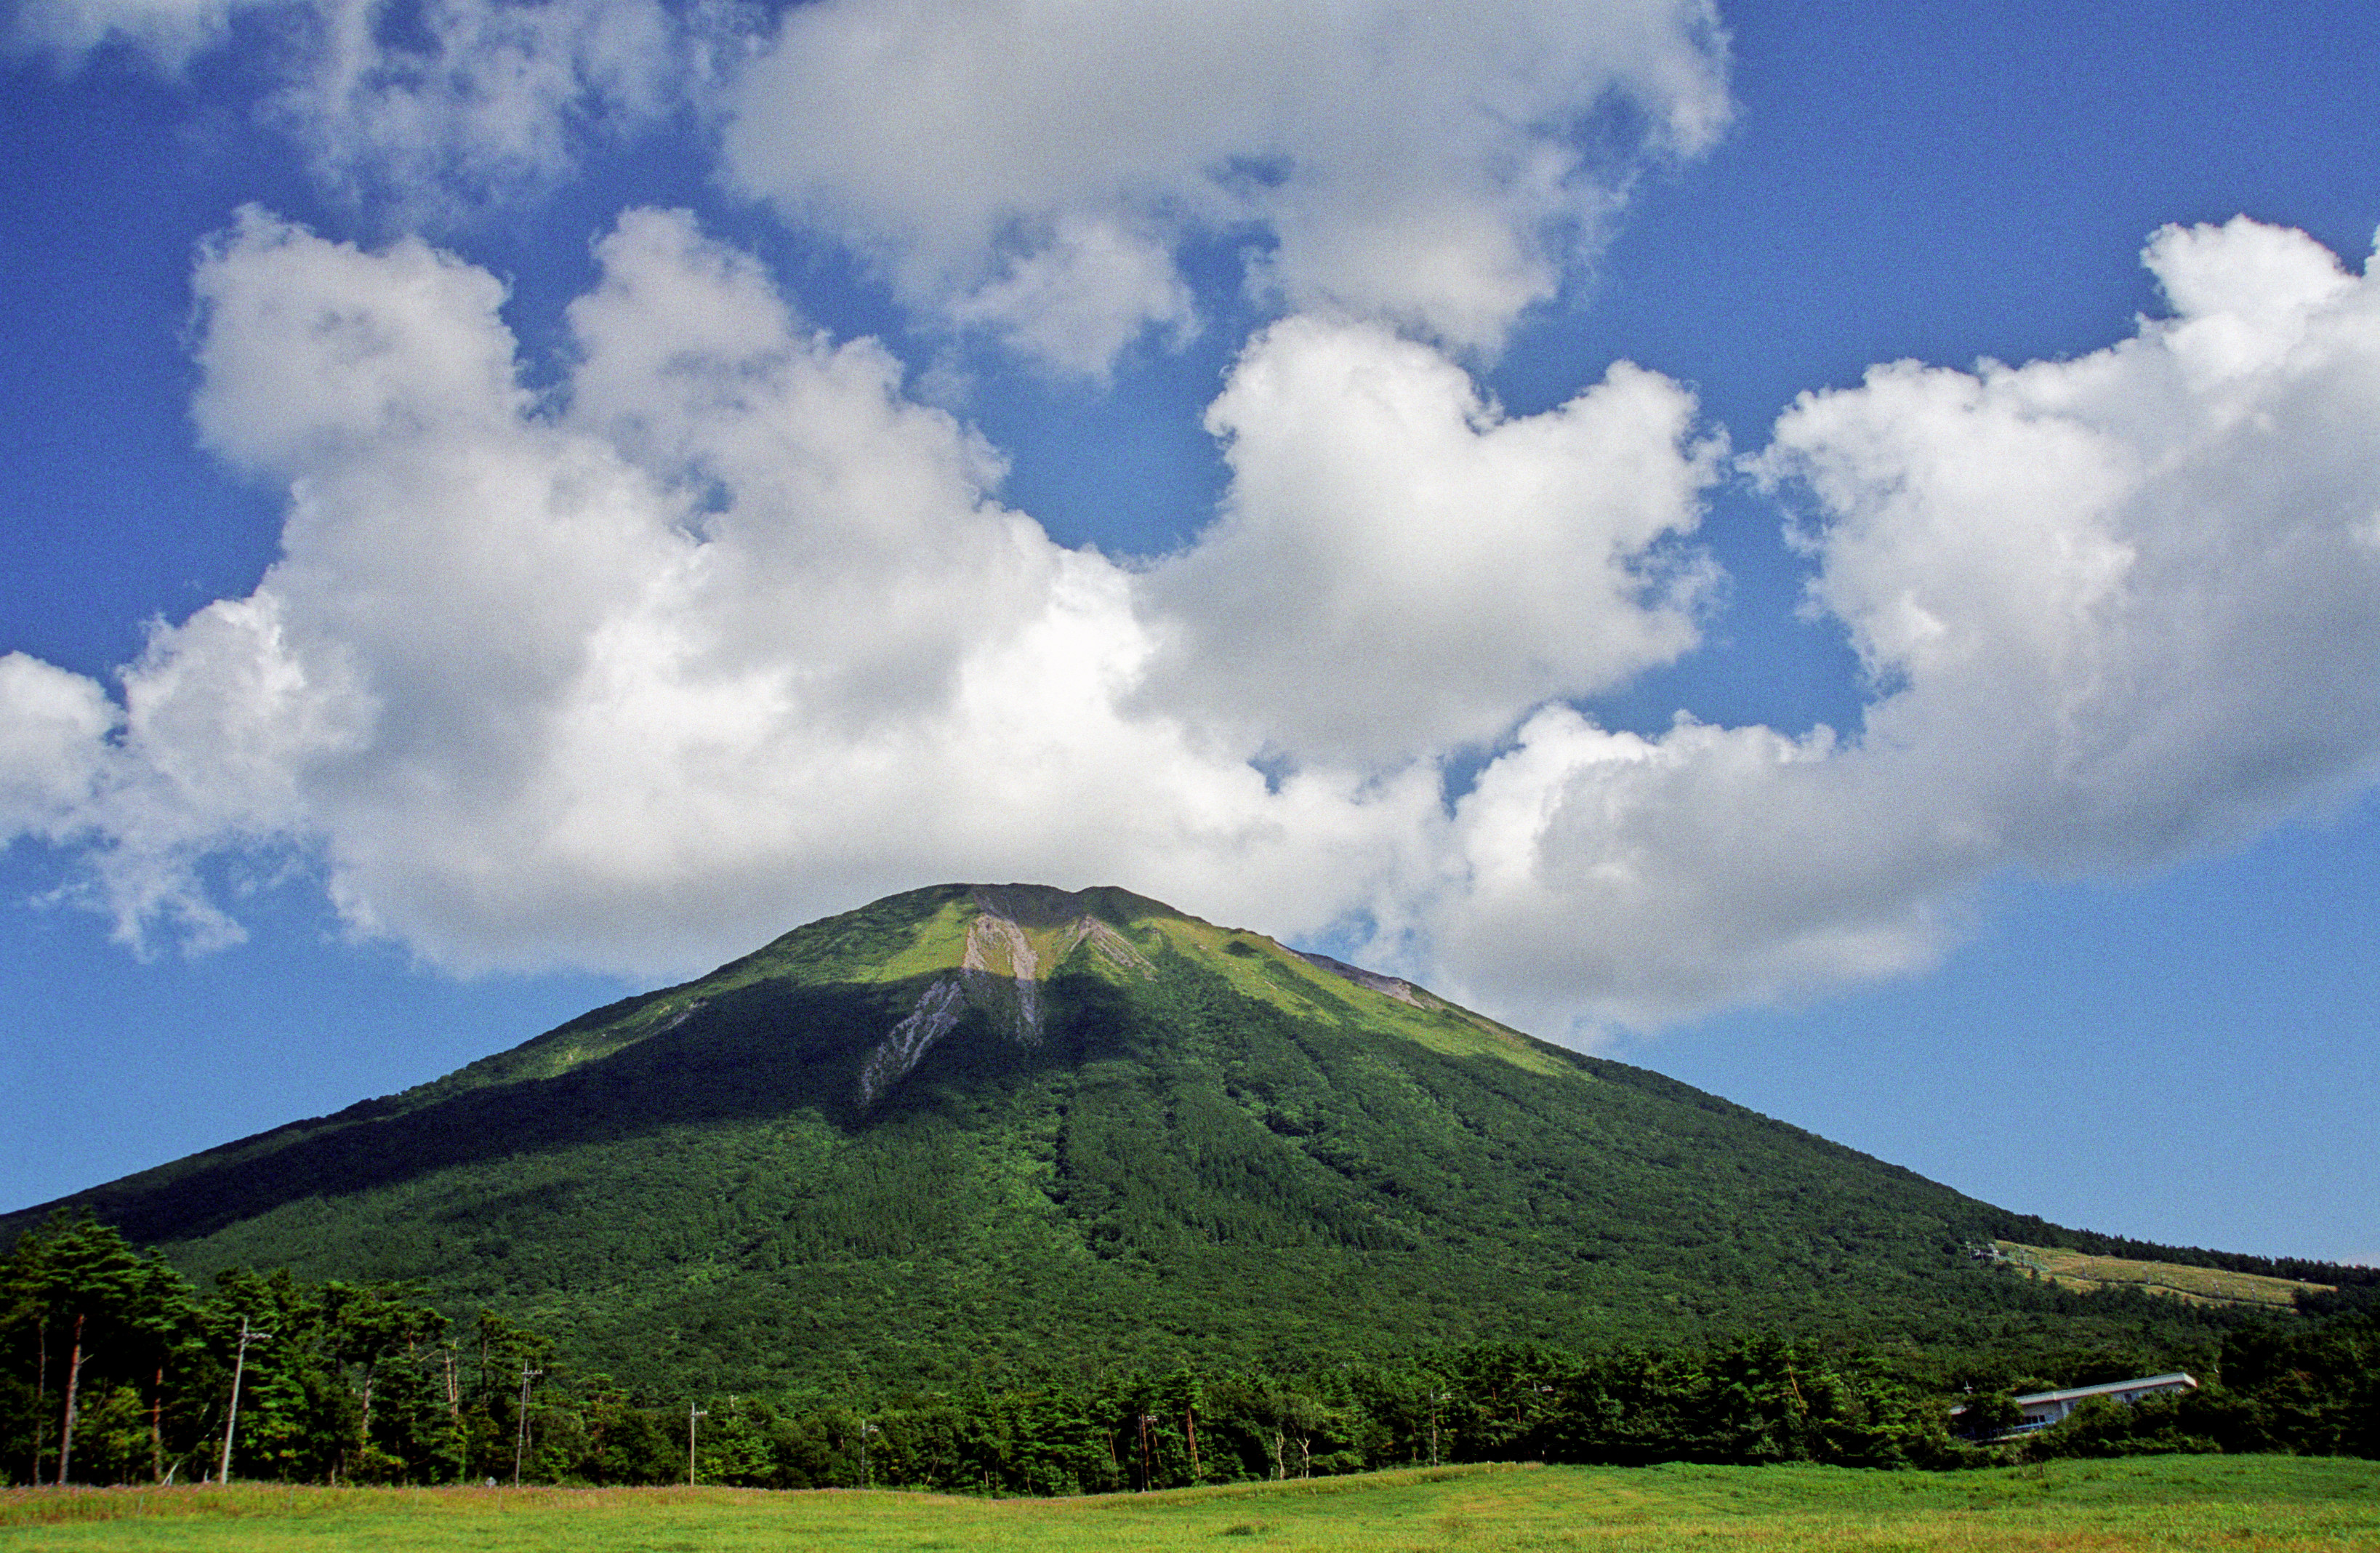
[7,885,2369,1402]
[6,1215,2375,1489]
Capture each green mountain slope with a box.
[7,884,2272,1392]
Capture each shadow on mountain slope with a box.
[46,971,1144,1247]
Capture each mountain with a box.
[8,883,2274,1393]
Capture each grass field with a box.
[1991,1240,2336,1309]
[1,1457,2374,1552]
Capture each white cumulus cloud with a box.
[1141,316,1720,763]
[30,0,1730,358]
[4,214,2379,1045]
[15,0,704,217]
[721,0,1732,372]
[1397,217,2380,1032]
[0,210,1481,971]
[0,653,120,838]
[275,0,688,217]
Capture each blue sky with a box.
[1,0,2375,1265]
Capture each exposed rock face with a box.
[653,999,707,1034]
[961,907,1042,1040]
[856,978,966,1106]
[1052,912,1154,977]
[1297,949,1433,1008]
[858,887,1155,1104]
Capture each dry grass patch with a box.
[1992,1240,2334,1309]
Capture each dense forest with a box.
[7,1215,2373,1490]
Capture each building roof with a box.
[1950,1372,2199,1420]
[2013,1373,2198,1408]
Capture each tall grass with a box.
[1,1457,2373,1551]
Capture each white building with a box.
[1953,1372,2198,1437]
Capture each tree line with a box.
[1,1214,560,1485]
[5,1213,2373,1489]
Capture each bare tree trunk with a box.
[58,1314,87,1486]
[152,1364,166,1483]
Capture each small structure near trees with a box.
[1953,1373,2198,1440]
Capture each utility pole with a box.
[1428,1389,1448,1468]
[511,1363,542,1486]
[859,1421,879,1488]
[687,1402,707,1487]
[217,1317,272,1485]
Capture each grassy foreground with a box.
[1,1458,2374,1552]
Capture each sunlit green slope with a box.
[11,884,2256,1392]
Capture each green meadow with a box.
[2,1457,2374,1552]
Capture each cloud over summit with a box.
[5,0,2380,1047]
[5,209,2379,1043]
[0,204,1713,980]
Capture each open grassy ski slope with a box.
[1992,1240,2335,1309]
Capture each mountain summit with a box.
[17,884,2181,1391]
